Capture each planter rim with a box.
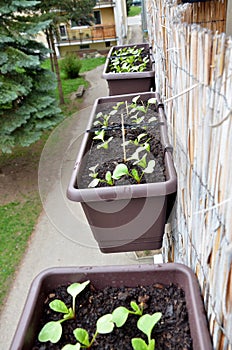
[102,43,155,80]
[26,262,198,285]
[67,92,177,202]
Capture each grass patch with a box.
[128,6,141,16]
[42,56,106,115]
[80,57,106,72]
[0,197,42,309]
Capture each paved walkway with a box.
[0,17,154,349]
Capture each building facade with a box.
[56,0,127,56]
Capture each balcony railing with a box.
[57,25,116,45]
[95,0,115,6]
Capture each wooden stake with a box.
[121,113,127,162]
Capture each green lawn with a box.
[128,6,141,16]
[42,56,106,113]
[0,197,42,309]
[0,56,106,311]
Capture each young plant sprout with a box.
[112,158,155,184]
[93,112,111,128]
[112,101,124,111]
[129,96,157,116]
[131,312,162,350]
[38,281,90,344]
[88,165,114,188]
[93,129,105,142]
[62,314,115,349]
[123,133,151,152]
[93,130,113,150]
[97,137,113,150]
[109,46,149,73]
[88,94,158,188]
[112,301,143,327]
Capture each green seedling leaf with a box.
[89,171,98,179]
[63,308,74,319]
[137,133,147,142]
[148,117,157,123]
[73,328,90,347]
[113,101,124,110]
[96,112,103,118]
[148,340,155,350]
[130,108,138,115]
[148,98,157,105]
[144,160,156,174]
[130,301,143,315]
[112,306,129,327]
[137,312,162,342]
[97,136,113,150]
[143,142,150,152]
[89,164,99,173]
[96,314,115,334]
[136,106,146,113]
[133,116,145,124]
[102,115,110,126]
[93,130,105,142]
[38,321,62,343]
[88,178,100,188]
[67,281,90,300]
[128,146,144,161]
[105,171,113,185]
[110,109,118,115]
[136,153,147,169]
[131,168,140,183]
[132,338,149,350]
[112,163,129,180]
[49,300,69,314]
[62,344,81,350]
[132,95,140,104]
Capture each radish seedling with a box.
[38,281,90,344]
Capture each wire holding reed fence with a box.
[147,0,232,349]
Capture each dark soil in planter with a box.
[78,100,166,189]
[32,282,192,349]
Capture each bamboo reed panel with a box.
[147,0,232,348]
[180,0,227,33]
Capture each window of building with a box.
[94,11,101,25]
[59,25,67,37]
[71,19,90,28]
[105,41,111,47]
[80,44,90,50]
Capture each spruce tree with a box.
[0,0,63,153]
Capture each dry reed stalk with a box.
[188,28,198,166]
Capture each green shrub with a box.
[61,54,82,79]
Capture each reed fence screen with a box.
[146,0,232,349]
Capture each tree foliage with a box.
[31,0,97,105]
[126,0,133,14]
[61,54,82,79]
[0,0,63,153]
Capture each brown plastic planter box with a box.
[67,92,177,253]
[102,43,155,95]
[11,263,212,349]
[182,0,210,2]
